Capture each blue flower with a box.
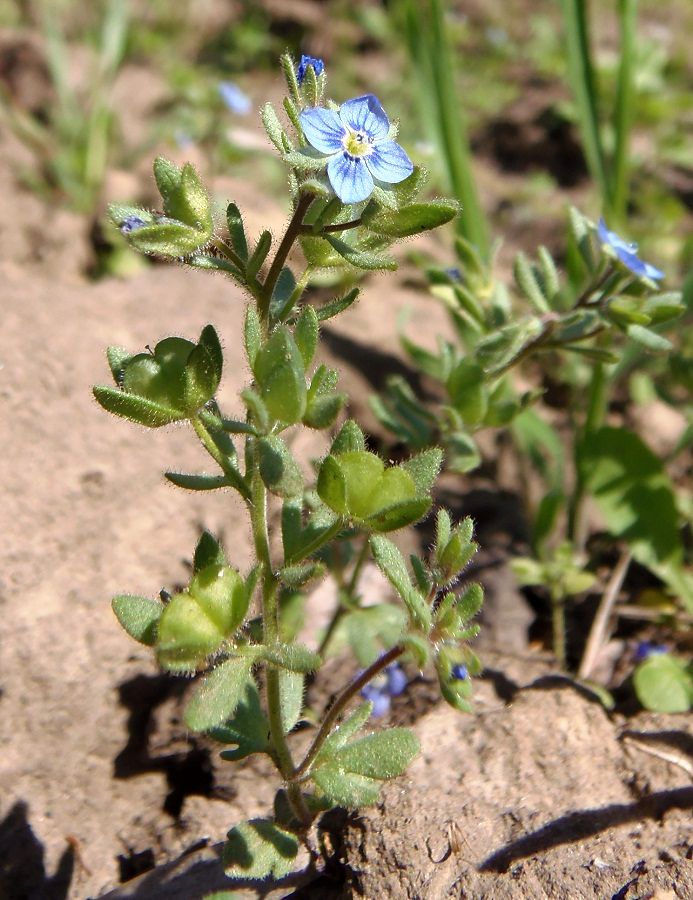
[300,94,414,204]
[451,664,468,681]
[120,215,146,234]
[360,663,408,717]
[634,641,668,663]
[597,219,664,281]
[218,81,252,116]
[297,54,324,84]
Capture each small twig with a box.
[614,604,693,626]
[621,735,693,779]
[578,548,632,680]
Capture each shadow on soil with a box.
[0,801,74,900]
[480,786,693,873]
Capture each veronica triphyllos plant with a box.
[99,54,482,882]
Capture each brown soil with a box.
[1,27,692,900]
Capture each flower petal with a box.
[339,94,389,140]
[300,107,345,154]
[327,153,374,203]
[365,140,414,184]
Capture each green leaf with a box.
[578,426,682,569]
[456,583,484,622]
[184,324,223,409]
[258,436,304,498]
[164,472,228,491]
[294,305,319,368]
[513,251,550,313]
[316,287,359,322]
[369,535,431,632]
[445,431,481,473]
[401,448,442,493]
[250,642,321,673]
[330,420,365,454]
[128,221,209,257]
[112,595,163,645]
[312,765,382,808]
[403,632,430,668]
[261,102,286,153]
[363,199,458,237]
[223,819,299,880]
[633,654,692,713]
[226,202,248,260]
[193,531,227,572]
[626,324,673,352]
[270,267,297,322]
[246,230,272,283]
[279,670,304,733]
[342,604,407,666]
[241,389,270,433]
[262,364,307,424]
[334,728,419,779]
[283,148,329,171]
[93,385,184,428]
[319,702,374,757]
[278,561,326,588]
[303,392,345,430]
[446,360,486,425]
[184,657,253,731]
[364,497,431,533]
[244,306,262,368]
[325,235,397,271]
[106,345,131,383]
[213,679,271,760]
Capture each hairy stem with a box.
[247,446,309,821]
[260,192,314,322]
[292,644,405,780]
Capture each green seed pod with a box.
[156,592,226,672]
[188,564,248,635]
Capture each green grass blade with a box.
[559,0,609,204]
[611,0,638,222]
[398,0,489,258]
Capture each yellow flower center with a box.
[343,129,373,158]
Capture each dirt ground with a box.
[1,35,692,900]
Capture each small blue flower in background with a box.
[597,219,664,281]
[451,664,469,681]
[218,81,252,116]
[120,215,146,234]
[297,54,324,84]
[634,641,668,663]
[360,662,408,717]
[300,94,414,204]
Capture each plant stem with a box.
[292,644,405,780]
[301,218,363,235]
[247,447,308,820]
[190,414,250,500]
[578,548,631,679]
[260,192,314,321]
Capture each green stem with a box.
[247,446,308,820]
[260,192,314,322]
[190,414,250,501]
[292,644,405,780]
[301,218,363,235]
